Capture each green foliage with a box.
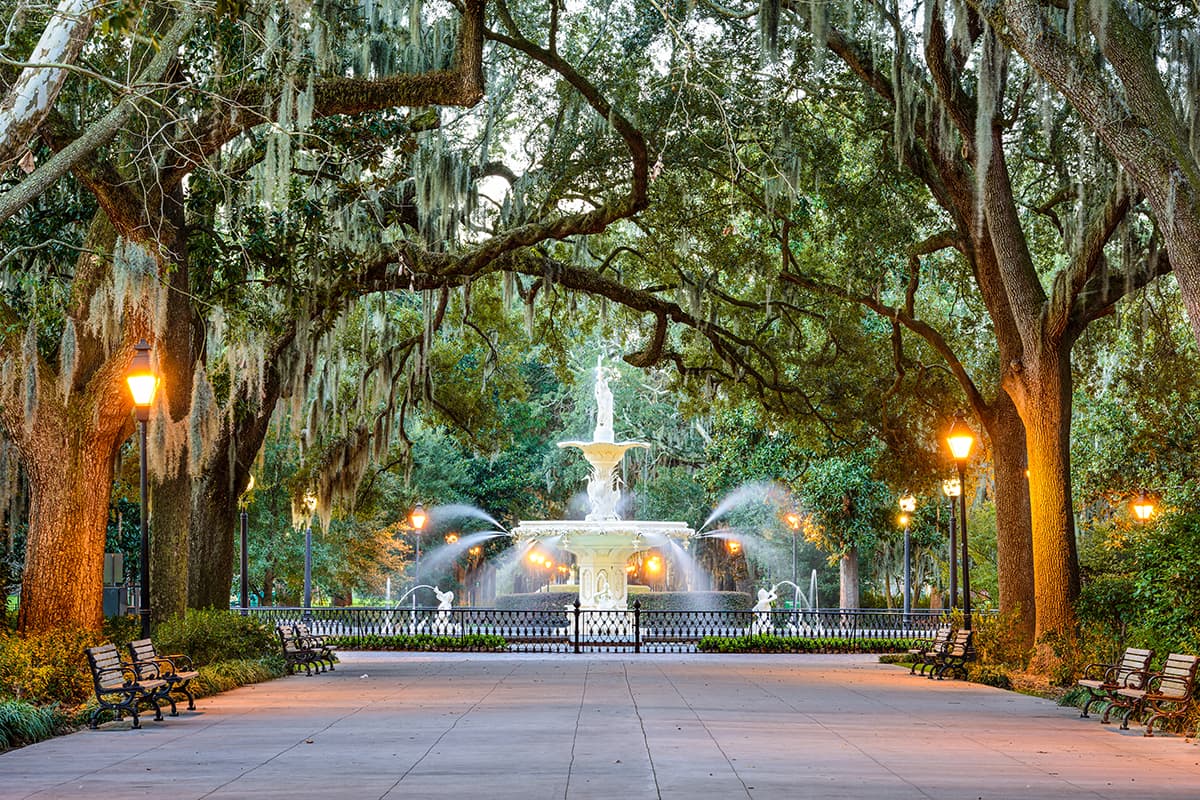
[0,626,102,705]
[328,634,506,651]
[636,592,753,611]
[800,450,891,558]
[153,610,278,667]
[696,635,918,654]
[0,699,67,751]
[495,592,578,612]
[968,665,1013,690]
[969,608,1032,671]
[191,658,287,696]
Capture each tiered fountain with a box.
[512,358,694,610]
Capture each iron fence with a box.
[244,604,971,654]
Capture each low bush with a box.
[0,626,103,705]
[153,609,278,666]
[696,635,919,654]
[969,664,1014,690]
[191,657,287,696]
[329,633,506,651]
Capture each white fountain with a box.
[512,357,694,611]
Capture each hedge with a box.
[327,633,507,651]
[697,634,920,654]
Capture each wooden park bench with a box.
[127,638,200,716]
[1108,652,1200,737]
[1075,646,1154,718]
[930,629,974,680]
[908,627,951,676]
[295,622,338,671]
[277,624,325,675]
[85,643,166,729]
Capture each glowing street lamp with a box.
[945,413,976,629]
[1131,491,1157,523]
[942,478,961,609]
[898,493,916,617]
[126,339,157,638]
[238,473,255,614]
[726,539,742,555]
[410,502,426,599]
[784,508,802,587]
[445,532,459,544]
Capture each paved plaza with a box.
[2,652,1197,799]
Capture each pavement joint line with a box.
[562,659,592,800]
[377,661,520,800]
[196,656,458,800]
[622,662,662,800]
[654,662,753,799]
[739,667,940,800]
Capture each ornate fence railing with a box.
[242,605,974,654]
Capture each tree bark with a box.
[987,392,1036,643]
[16,421,122,632]
[839,547,859,609]
[1005,344,1080,640]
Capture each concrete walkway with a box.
[2,652,1197,799]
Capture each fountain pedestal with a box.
[512,359,695,612]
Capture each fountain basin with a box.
[513,519,693,611]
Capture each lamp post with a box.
[238,474,255,614]
[945,413,976,629]
[410,502,427,602]
[898,493,916,618]
[784,509,802,589]
[126,339,157,638]
[1131,490,1157,525]
[302,491,317,617]
[941,477,961,609]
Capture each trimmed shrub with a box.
[696,635,919,654]
[636,592,753,612]
[0,699,68,751]
[153,609,277,667]
[328,633,506,651]
[496,592,578,611]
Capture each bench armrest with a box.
[1079,662,1116,683]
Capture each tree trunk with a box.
[1007,346,1080,641]
[987,392,1036,643]
[17,426,122,632]
[839,547,859,609]
[188,475,236,609]
[149,186,197,624]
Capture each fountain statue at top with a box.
[513,357,695,611]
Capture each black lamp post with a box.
[898,493,916,618]
[125,339,157,639]
[941,477,961,609]
[238,474,254,614]
[410,503,427,601]
[946,413,976,629]
[784,509,802,589]
[302,492,317,617]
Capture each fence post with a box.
[573,600,581,654]
[634,599,641,654]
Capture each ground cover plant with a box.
[328,633,506,651]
